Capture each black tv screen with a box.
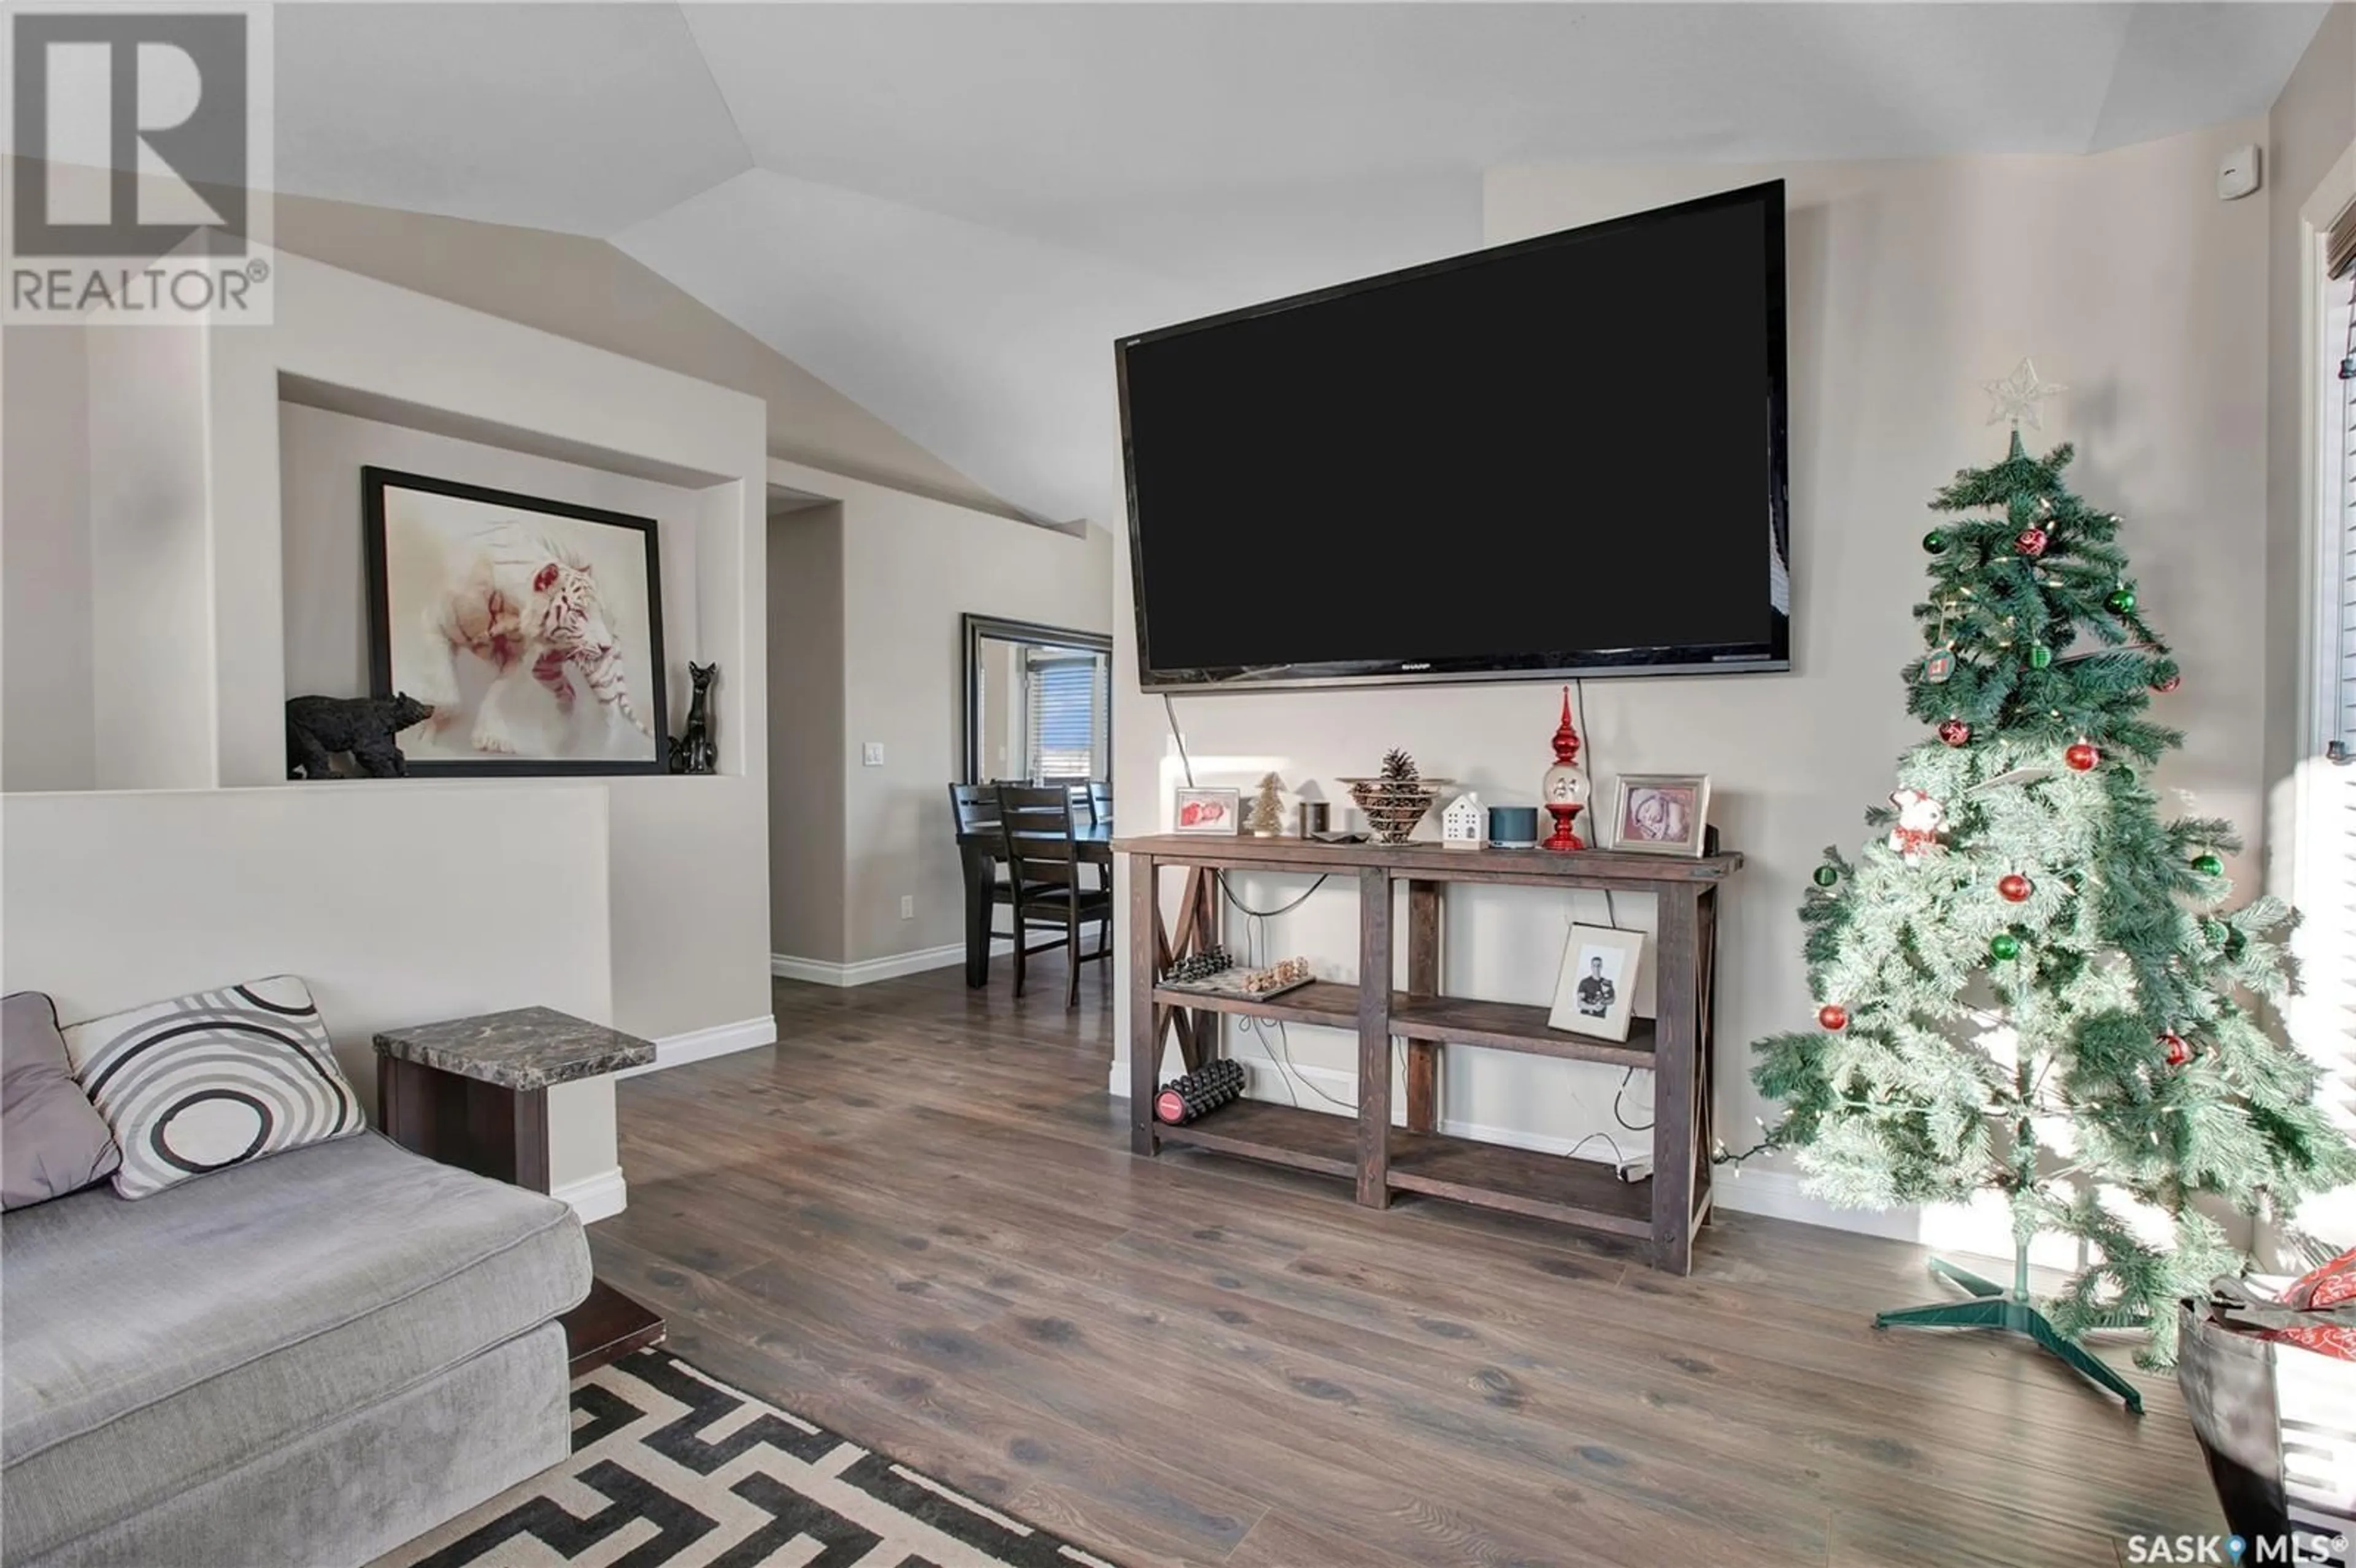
[1117,180,1790,690]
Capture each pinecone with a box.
[1379,748,1418,785]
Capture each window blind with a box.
[2329,201,2356,286]
[1026,656,1099,780]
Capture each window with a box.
[1025,652,1106,780]
[2295,198,2356,1247]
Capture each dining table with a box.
[953,818,1114,987]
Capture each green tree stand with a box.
[1876,1251,2143,1415]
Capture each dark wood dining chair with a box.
[998,785,1114,1008]
[949,783,1031,951]
[1087,780,1111,826]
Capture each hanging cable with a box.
[1217,870,1328,919]
[1161,692,1195,788]
[1612,1065,1653,1132]
[1212,870,1353,1110]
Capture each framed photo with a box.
[1611,773,1711,857]
[363,467,668,775]
[1549,924,1646,1041]
[1172,786,1241,834]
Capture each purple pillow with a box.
[3,991,121,1209]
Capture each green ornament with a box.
[2201,919,2228,947]
[1922,531,1948,553]
[2224,928,2246,958]
[2107,586,2137,615]
[2027,643,2052,670]
[1812,864,1839,888]
[2192,852,2224,877]
[1989,932,2022,962]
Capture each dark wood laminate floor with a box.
[595,956,2222,1568]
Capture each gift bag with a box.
[2178,1253,2356,1567]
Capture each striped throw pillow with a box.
[61,976,363,1198]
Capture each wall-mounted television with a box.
[1117,180,1790,691]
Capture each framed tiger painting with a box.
[361,467,669,775]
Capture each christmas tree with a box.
[1742,389,2356,1404]
[1247,772,1285,837]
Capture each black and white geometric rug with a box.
[383,1350,1122,1568]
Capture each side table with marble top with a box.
[373,1005,664,1377]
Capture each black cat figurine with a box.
[669,663,717,775]
[286,693,434,780]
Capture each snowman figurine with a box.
[1887,788,1947,862]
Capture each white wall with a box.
[0,784,623,1208]
[1111,120,2276,1248]
[270,188,1023,521]
[202,251,774,1051]
[1,250,776,1210]
[766,457,1115,975]
[85,325,215,790]
[768,502,848,966]
[1,326,96,791]
[278,401,704,722]
[979,638,1021,781]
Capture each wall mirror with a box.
[963,614,1112,786]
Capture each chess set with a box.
[1158,948,1315,1002]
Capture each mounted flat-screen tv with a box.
[1117,180,1790,691]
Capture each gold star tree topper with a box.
[1983,358,2066,429]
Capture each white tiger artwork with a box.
[406,526,653,756]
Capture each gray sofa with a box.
[2,1130,590,1568]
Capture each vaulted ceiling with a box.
[270,3,2331,525]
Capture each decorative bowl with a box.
[1337,778,1452,844]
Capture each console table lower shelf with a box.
[1157,1099,1656,1237]
[1116,832,1738,1274]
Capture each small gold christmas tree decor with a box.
[1247,772,1285,837]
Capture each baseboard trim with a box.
[617,1015,777,1080]
[1706,1166,1927,1241]
[1106,1054,1927,1244]
[552,1166,627,1225]
[771,937,1025,988]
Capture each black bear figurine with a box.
[286,694,434,780]
[669,662,718,775]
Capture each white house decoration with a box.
[1441,791,1484,849]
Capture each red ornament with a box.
[2015,527,2049,558]
[1818,1004,1849,1032]
[1936,718,1971,748]
[1998,873,2033,903]
[2162,1032,2190,1067]
[2064,742,2099,772]
[2153,673,2182,694]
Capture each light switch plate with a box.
[861,742,884,766]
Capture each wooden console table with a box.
[1117,833,1741,1274]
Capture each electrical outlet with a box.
[899,894,915,920]
[862,742,884,767]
